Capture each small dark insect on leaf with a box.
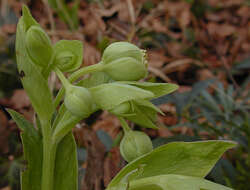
[19,70,25,78]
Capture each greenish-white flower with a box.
[53,40,83,72]
[89,82,178,128]
[101,42,148,81]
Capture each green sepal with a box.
[89,83,154,110]
[53,40,83,72]
[80,71,113,88]
[134,99,164,115]
[107,141,236,189]
[125,103,158,129]
[7,109,43,190]
[120,81,179,98]
[129,174,233,190]
[101,42,148,81]
[64,85,94,118]
[102,57,147,81]
[25,25,53,68]
[102,42,143,64]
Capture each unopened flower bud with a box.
[120,130,153,162]
[25,25,53,67]
[101,42,147,81]
[64,85,94,118]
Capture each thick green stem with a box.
[54,63,103,107]
[41,121,57,190]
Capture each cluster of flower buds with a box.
[23,14,177,162]
[25,27,83,73]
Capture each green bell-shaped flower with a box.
[53,40,83,72]
[101,42,147,81]
[120,130,153,162]
[25,25,53,67]
[89,81,179,128]
[64,85,94,118]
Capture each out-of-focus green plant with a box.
[47,0,79,30]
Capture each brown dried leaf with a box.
[92,112,120,139]
[118,1,130,22]
[0,110,10,154]
[157,126,173,137]
[103,147,122,187]
[0,187,11,190]
[207,22,236,38]
[10,90,30,110]
[83,42,101,66]
[148,51,171,68]
[80,127,106,190]
[179,9,191,29]
[197,69,215,81]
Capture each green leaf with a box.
[7,109,43,190]
[107,141,236,189]
[7,109,78,190]
[54,132,78,190]
[89,83,154,110]
[200,91,222,114]
[129,174,233,190]
[120,82,179,98]
[16,7,54,121]
[53,109,81,142]
[47,0,79,29]
[21,5,39,31]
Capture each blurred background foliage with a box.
[0,0,249,190]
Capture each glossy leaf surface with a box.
[129,174,233,190]
[107,141,236,189]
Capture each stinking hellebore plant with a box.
[9,5,236,190]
